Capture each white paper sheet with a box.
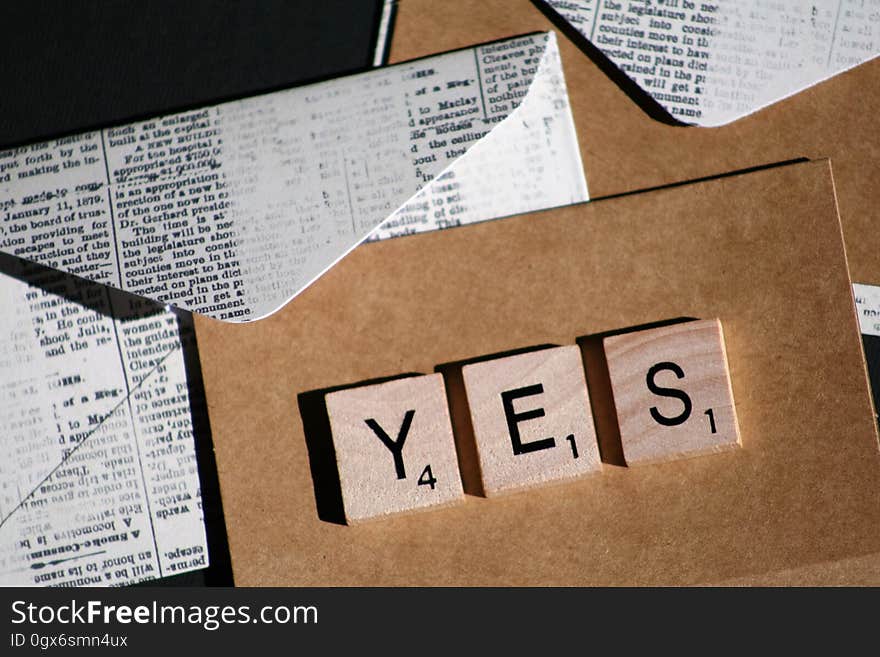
[854,282,880,338]
[0,257,208,587]
[544,0,879,126]
[0,32,587,322]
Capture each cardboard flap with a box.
[195,159,880,585]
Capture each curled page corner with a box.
[275,31,590,321]
[370,30,589,241]
[543,0,880,127]
[0,31,588,323]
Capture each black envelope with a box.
[0,0,394,148]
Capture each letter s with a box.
[646,362,692,426]
[11,601,25,623]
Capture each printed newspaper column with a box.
[0,32,588,321]
[0,262,159,585]
[0,255,208,586]
[544,0,880,126]
[114,296,207,577]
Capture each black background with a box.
[0,587,872,652]
[0,0,390,149]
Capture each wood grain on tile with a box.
[325,374,464,522]
[462,346,601,495]
[604,319,740,465]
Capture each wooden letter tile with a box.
[603,319,740,465]
[325,374,464,523]
[461,346,601,496]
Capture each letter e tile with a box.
[462,346,601,496]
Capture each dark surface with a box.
[0,0,391,149]
[863,335,880,429]
[1,0,390,586]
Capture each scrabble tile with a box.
[325,374,464,523]
[603,319,740,465]
[461,346,601,496]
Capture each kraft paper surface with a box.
[195,160,880,585]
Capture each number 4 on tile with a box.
[418,465,437,489]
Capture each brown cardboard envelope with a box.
[388,0,880,287]
[194,159,880,585]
